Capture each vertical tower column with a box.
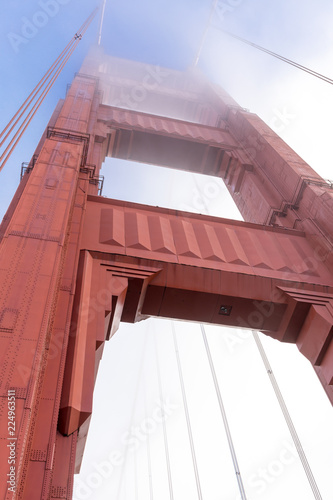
[0,73,101,499]
[210,88,333,267]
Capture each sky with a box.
[1,1,333,499]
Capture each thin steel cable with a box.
[214,28,333,86]
[0,40,80,168]
[200,324,248,500]
[0,10,95,142]
[0,40,76,146]
[153,330,174,500]
[0,9,98,172]
[98,0,107,45]
[252,331,323,500]
[171,322,203,500]
[193,0,219,67]
[134,445,138,500]
[193,0,333,85]
[143,381,154,500]
[0,18,93,169]
[0,17,93,167]
[115,329,149,499]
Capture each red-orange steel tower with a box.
[0,46,333,498]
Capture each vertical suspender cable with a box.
[134,444,139,500]
[115,330,149,499]
[252,331,323,500]
[200,324,248,500]
[143,381,154,500]
[123,465,127,500]
[193,0,219,67]
[153,331,174,500]
[97,0,107,46]
[171,322,203,500]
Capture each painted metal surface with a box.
[0,46,332,498]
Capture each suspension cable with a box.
[200,324,248,500]
[0,13,95,163]
[115,329,149,499]
[215,29,333,86]
[0,38,80,167]
[134,445,139,500]
[252,331,323,499]
[143,381,154,500]
[0,8,94,149]
[193,1,333,86]
[98,0,107,46]
[0,8,98,173]
[171,322,203,500]
[153,330,174,500]
[193,0,219,67]
[1,8,95,144]
[0,39,76,145]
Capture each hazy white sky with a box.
[1,1,333,499]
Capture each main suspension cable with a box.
[200,324,248,500]
[171,322,203,500]
[193,1,333,86]
[1,8,95,144]
[0,39,76,145]
[216,29,333,86]
[0,8,98,173]
[0,38,80,167]
[252,331,323,500]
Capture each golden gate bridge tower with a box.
[0,33,333,499]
